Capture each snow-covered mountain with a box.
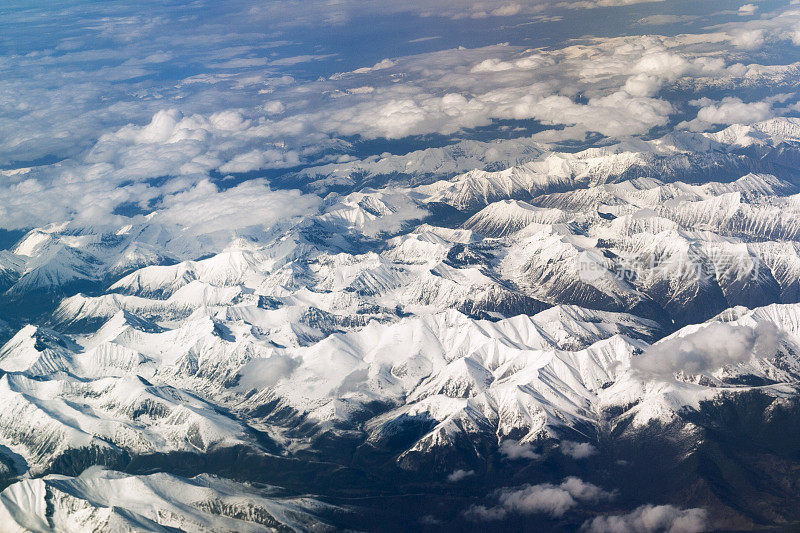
[0,467,337,532]
[3,118,800,530]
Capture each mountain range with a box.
[1,118,800,530]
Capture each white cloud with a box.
[219,149,300,173]
[351,58,396,74]
[560,441,598,459]
[632,51,688,80]
[632,322,782,380]
[87,108,302,180]
[408,36,441,44]
[466,477,613,520]
[491,4,523,17]
[682,97,773,131]
[237,354,300,390]
[499,440,541,460]
[153,178,321,235]
[729,29,766,49]
[1,0,799,232]
[738,4,758,16]
[582,504,708,533]
[624,74,663,97]
[447,469,475,482]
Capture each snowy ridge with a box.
[0,467,335,532]
[2,117,800,527]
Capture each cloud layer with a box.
[466,477,614,520]
[632,322,782,380]
[582,504,708,533]
[0,1,799,233]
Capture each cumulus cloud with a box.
[682,97,772,131]
[214,27,791,151]
[447,469,475,482]
[499,440,541,460]
[237,353,300,390]
[738,4,758,16]
[299,85,673,141]
[624,74,663,97]
[154,179,322,235]
[632,322,782,380]
[582,504,708,533]
[465,477,613,521]
[87,108,305,180]
[0,3,314,168]
[219,149,301,174]
[533,92,674,138]
[560,441,598,459]
[729,29,766,49]
[1,0,799,232]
